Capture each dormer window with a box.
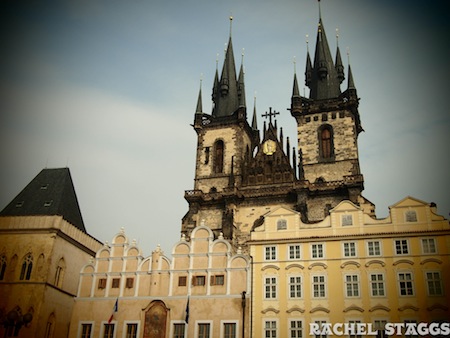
[342,214,353,226]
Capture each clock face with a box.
[263,140,276,155]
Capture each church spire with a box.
[212,16,241,117]
[195,77,203,114]
[307,7,342,100]
[251,95,258,130]
[335,29,345,84]
[238,49,246,108]
[292,57,301,98]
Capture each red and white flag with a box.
[108,298,118,323]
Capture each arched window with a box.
[0,255,6,280]
[20,253,33,280]
[54,258,66,288]
[319,125,334,159]
[213,140,224,173]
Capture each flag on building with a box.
[108,298,118,323]
[185,296,190,324]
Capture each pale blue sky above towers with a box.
[1,0,449,255]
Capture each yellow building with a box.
[0,168,102,338]
[249,197,450,337]
[68,225,250,338]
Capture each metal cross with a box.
[261,107,280,125]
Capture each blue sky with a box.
[1,0,449,255]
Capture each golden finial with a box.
[229,13,233,36]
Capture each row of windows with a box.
[263,271,444,299]
[0,254,65,287]
[79,321,238,338]
[264,238,438,261]
[264,319,424,338]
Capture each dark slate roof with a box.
[0,168,86,232]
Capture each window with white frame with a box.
[367,241,381,256]
[289,244,301,260]
[343,242,357,257]
[426,271,443,296]
[223,322,237,338]
[80,323,92,338]
[311,244,324,259]
[370,273,385,297]
[289,275,302,298]
[405,210,417,222]
[264,320,277,338]
[421,238,437,254]
[197,322,211,338]
[394,239,409,255]
[345,274,360,297]
[289,319,303,338]
[172,322,186,338]
[125,323,138,338]
[312,275,326,298]
[102,323,114,338]
[342,214,353,226]
[398,272,414,296]
[277,219,287,230]
[348,320,362,338]
[264,276,277,299]
[313,320,328,338]
[265,246,277,261]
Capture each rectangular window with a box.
[398,272,414,296]
[111,278,120,288]
[289,276,302,298]
[345,275,360,297]
[223,323,236,338]
[98,278,107,289]
[426,271,443,296]
[198,323,210,338]
[395,239,409,255]
[264,320,277,338]
[210,275,224,286]
[370,273,385,297]
[264,277,277,299]
[126,323,138,338]
[289,320,303,338]
[103,324,114,338]
[342,214,353,226]
[421,238,437,254]
[126,277,134,288]
[173,323,185,338]
[265,246,277,260]
[277,219,287,230]
[312,275,326,298]
[367,241,381,256]
[348,320,362,338]
[289,245,301,259]
[314,321,328,338]
[311,244,324,259]
[178,276,187,286]
[343,242,356,257]
[81,324,92,338]
[193,276,206,286]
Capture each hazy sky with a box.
[1,0,449,256]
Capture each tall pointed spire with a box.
[335,28,345,84]
[195,77,203,114]
[307,5,342,100]
[292,57,301,98]
[305,35,312,87]
[238,49,246,108]
[251,94,258,130]
[212,16,241,117]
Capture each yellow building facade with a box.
[69,225,250,338]
[249,197,450,337]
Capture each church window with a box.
[20,253,33,280]
[54,258,65,288]
[213,140,224,173]
[204,147,210,164]
[0,256,6,280]
[405,210,417,222]
[277,219,287,230]
[319,125,334,159]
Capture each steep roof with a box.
[0,168,86,232]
